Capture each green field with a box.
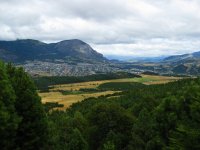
[39,75,180,109]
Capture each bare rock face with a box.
[53,39,105,62]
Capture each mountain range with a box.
[0,39,107,63]
[1,39,200,76]
[163,51,200,64]
[160,51,200,75]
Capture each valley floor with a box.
[39,75,180,110]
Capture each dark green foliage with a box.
[98,82,145,91]
[0,62,48,150]
[102,131,117,150]
[87,103,134,150]
[79,88,103,92]
[0,62,20,150]
[43,102,64,113]
[6,64,49,150]
[33,72,141,91]
[58,90,85,95]
[142,71,159,75]
[67,128,88,150]
[167,84,200,150]
[60,77,200,150]
[47,110,89,150]
[1,61,200,149]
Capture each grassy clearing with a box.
[49,75,180,90]
[39,91,119,110]
[39,75,181,109]
[140,75,180,84]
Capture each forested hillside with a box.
[0,62,48,150]
[1,62,200,149]
[0,39,106,63]
[47,78,200,150]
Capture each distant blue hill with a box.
[106,55,166,62]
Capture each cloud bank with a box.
[1,0,200,57]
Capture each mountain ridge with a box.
[0,39,107,63]
[163,51,200,63]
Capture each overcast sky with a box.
[1,0,200,57]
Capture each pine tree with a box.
[0,62,20,149]
[6,64,48,150]
[67,128,88,150]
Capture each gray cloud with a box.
[1,0,200,57]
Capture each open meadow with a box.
[39,75,181,110]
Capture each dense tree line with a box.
[0,62,48,150]
[33,72,141,91]
[49,78,200,150]
[1,62,200,149]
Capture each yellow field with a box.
[39,75,181,110]
[40,91,119,109]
